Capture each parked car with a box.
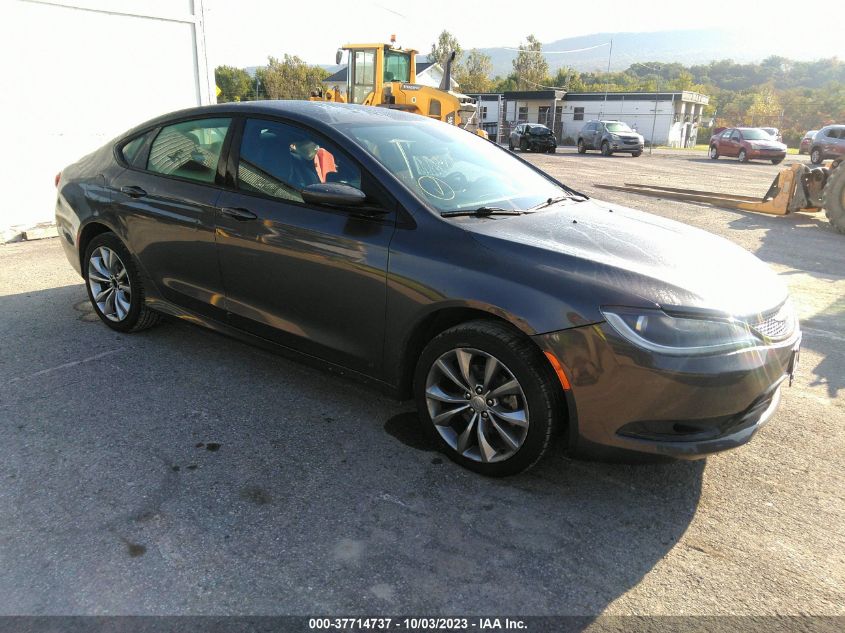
[760,127,783,143]
[709,127,787,164]
[509,123,557,153]
[577,120,644,156]
[809,125,845,164]
[55,101,800,476]
[799,130,817,155]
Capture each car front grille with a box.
[748,304,795,341]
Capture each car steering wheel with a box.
[444,172,468,190]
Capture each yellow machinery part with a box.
[594,164,823,216]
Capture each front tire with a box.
[83,232,160,333]
[508,139,514,151]
[709,145,719,159]
[601,141,612,156]
[414,320,562,477]
[520,138,529,152]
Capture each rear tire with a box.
[822,164,845,235]
[83,232,160,333]
[631,151,642,157]
[709,145,719,159]
[810,148,822,165]
[738,149,748,163]
[577,139,586,154]
[548,146,556,154]
[414,320,562,477]
[601,141,612,156]
[771,158,784,165]
[508,139,514,151]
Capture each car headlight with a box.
[601,306,760,355]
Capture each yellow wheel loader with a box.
[312,40,487,138]
[595,159,845,234]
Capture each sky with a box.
[203,0,844,69]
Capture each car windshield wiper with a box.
[530,195,577,210]
[440,207,524,217]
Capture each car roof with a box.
[120,100,426,140]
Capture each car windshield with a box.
[346,122,566,213]
[605,122,633,133]
[528,126,551,135]
[740,129,773,140]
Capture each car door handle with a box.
[220,207,258,221]
[120,185,147,198]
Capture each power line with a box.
[502,42,610,54]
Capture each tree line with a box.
[216,32,844,147]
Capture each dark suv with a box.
[577,120,644,157]
[509,124,557,153]
[809,125,845,165]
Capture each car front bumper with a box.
[610,141,644,152]
[533,321,800,459]
[748,148,786,160]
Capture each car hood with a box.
[467,199,788,318]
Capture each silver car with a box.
[577,120,644,157]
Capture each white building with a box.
[468,90,710,147]
[560,91,710,147]
[2,0,216,240]
[321,61,459,97]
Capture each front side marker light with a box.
[544,351,571,391]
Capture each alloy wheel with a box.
[87,246,131,322]
[424,347,529,463]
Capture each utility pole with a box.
[649,78,659,156]
[601,39,613,118]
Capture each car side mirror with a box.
[302,182,368,207]
[336,49,343,65]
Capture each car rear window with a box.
[147,118,231,184]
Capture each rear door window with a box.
[147,118,231,184]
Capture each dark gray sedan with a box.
[55,101,800,476]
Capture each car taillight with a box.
[54,172,61,188]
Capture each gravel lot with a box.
[0,148,842,617]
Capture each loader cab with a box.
[341,43,417,105]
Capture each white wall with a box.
[1,0,215,237]
[559,98,679,144]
